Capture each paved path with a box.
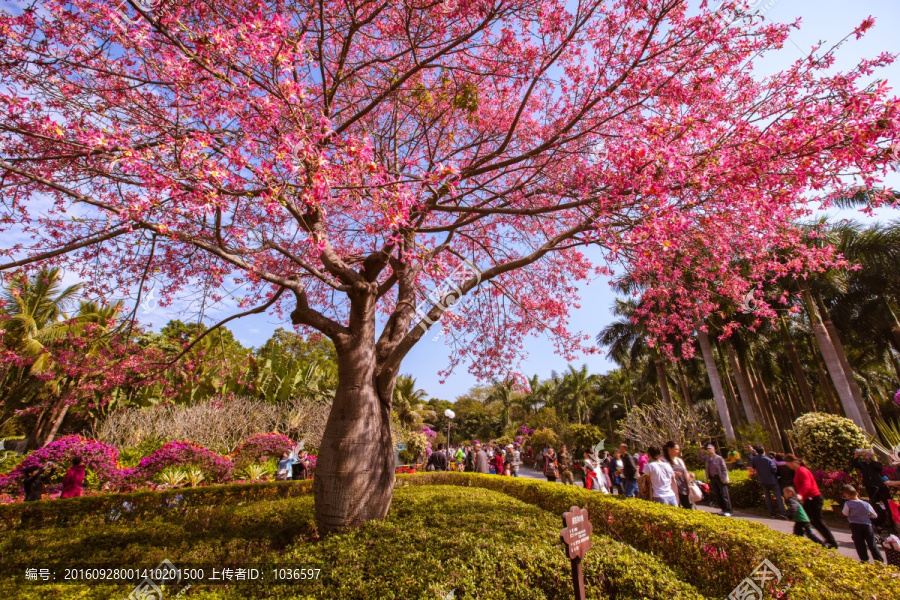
[516,466,862,560]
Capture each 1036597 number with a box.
[273,568,320,580]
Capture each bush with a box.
[231,432,294,470]
[565,424,606,451]
[790,413,867,473]
[0,435,122,493]
[131,440,233,483]
[0,483,704,600]
[529,427,558,452]
[690,468,762,509]
[398,472,900,600]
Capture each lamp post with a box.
[444,409,455,464]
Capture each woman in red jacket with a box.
[60,457,86,499]
[785,454,837,548]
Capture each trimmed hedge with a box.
[0,480,313,531]
[0,484,704,600]
[398,472,900,600]
[690,467,763,509]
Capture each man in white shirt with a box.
[644,446,678,506]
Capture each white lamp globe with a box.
[444,409,455,419]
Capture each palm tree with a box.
[392,375,434,430]
[488,378,517,430]
[697,327,735,440]
[557,364,599,425]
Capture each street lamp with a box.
[444,409,455,462]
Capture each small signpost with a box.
[560,506,592,600]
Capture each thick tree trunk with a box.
[725,341,758,424]
[803,291,867,431]
[780,317,816,413]
[698,329,735,440]
[313,341,395,533]
[42,402,70,446]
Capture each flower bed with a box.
[0,433,316,501]
[398,472,900,600]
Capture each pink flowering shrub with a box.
[231,433,294,469]
[813,470,857,503]
[132,441,233,483]
[894,388,900,406]
[420,426,436,439]
[0,435,122,493]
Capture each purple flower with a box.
[894,388,900,406]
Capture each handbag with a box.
[688,481,703,504]
[888,499,900,525]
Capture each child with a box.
[783,486,825,546]
[841,484,885,563]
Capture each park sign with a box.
[560,506,593,600]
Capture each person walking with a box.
[455,445,466,471]
[842,484,885,563]
[618,444,639,497]
[23,465,48,502]
[699,443,732,516]
[851,449,893,529]
[637,449,649,475]
[558,445,574,485]
[60,457,86,499]
[773,453,794,490]
[783,486,825,546]
[507,445,521,477]
[492,446,505,475]
[427,443,449,471]
[645,446,679,506]
[749,445,787,519]
[610,449,625,495]
[662,441,692,509]
[473,443,490,474]
[464,445,475,472]
[785,454,838,549]
[543,446,559,482]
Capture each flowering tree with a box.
[1,1,897,530]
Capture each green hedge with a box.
[398,472,900,600]
[690,468,763,509]
[0,480,313,531]
[0,484,704,600]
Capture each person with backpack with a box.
[783,486,825,546]
[618,443,639,497]
[749,445,787,519]
[543,446,559,482]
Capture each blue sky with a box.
[3,0,899,401]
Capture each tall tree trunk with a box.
[698,329,735,440]
[780,316,816,413]
[725,340,758,424]
[802,291,867,431]
[746,359,783,452]
[715,340,746,425]
[653,355,673,404]
[817,294,876,434]
[313,329,395,533]
[676,361,692,404]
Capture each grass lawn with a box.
[1,485,705,600]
